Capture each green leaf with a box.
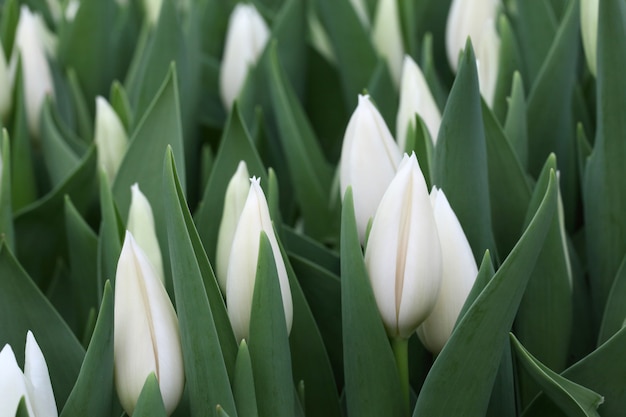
[598,254,626,345]
[66,69,94,143]
[282,226,340,275]
[483,99,532,259]
[492,14,524,123]
[15,397,30,417]
[526,0,579,230]
[576,124,592,185]
[1,131,14,250]
[97,170,123,294]
[340,188,404,417]
[511,334,603,417]
[405,114,434,188]
[248,232,294,417]
[194,103,267,267]
[433,39,498,262]
[583,0,626,323]
[412,171,558,416]
[233,341,259,417]
[367,59,399,132]
[503,72,529,169]
[0,244,85,410]
[516,154,573,407]
[267,44,337,241]
[132,373,167,417]
[60,282,114,417]
[0,0,18,57]
[271,0,307,100]
[163,149,238,417]
[110,80,135,132]
[14,146,97,288]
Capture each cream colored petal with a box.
[24,332,57,417]
[372,0,404,86]
[0,344,35,417]
[94,96,128,182]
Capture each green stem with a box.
[391,337,410,415]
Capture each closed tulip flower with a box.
[417,187,477,354]
[219,3,270,111]
[340,94,402,243]
[216,160,250,293]
[372,0,404,86]
[0,331,57,417]
[396,55,442,150]
[114,232,184,416]
[226,177,293,342]
[94,96,128,182]
[364,153,442,339]
[581,0,598,76]
[476,19,500,107]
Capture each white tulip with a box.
[127,183,164,284]
[445,0,499,72]
[226,177,293,342]
[10,6,56,137]
[0,331,58,417]
[340,94,402,243]
[143,0,163,25]
[220,4,270,111]
[114,232,184,416]
[417,187,477,354]
[0,47,10,121]
[396,55,442,150]
[580,0,598,76]
[476,19,500,107]
[364,153,442,339]
[216,161,250,294]
[94,96,128,182]
[372,0,405,86]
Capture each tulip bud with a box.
[417,187,477,354]
[219,4,270,111]
[226,177,293,342]
[127,183,164,284]
[476,19,500,107]
[0,331,58,417]
[216,161,250,293]
[114,231,184,416]
[372,0,404,86]
[94,96,128,182]
[581,0,598,76]
[445,0,499,72]
[396,55,442,150]
[340,94,402,243]
[10,6,56,137]
[0,47,10,122]
[364,153,442,338]
[143,0,163,25]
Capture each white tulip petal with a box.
[476,20,500,107]
[417,188,477,353]
[143,0,163,25]
[0,344,35,417]
[94,96,128,182]
[24,332,57,417]
[372,0,404,86]
[340,95,402,243]
[581,0,598,76]
[220,4,270,111]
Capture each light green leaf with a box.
[132,373,167,417]
[233,341,259,417]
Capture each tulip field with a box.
[0,0,625,416]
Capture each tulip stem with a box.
[391,337,410,415]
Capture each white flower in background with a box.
[127,184,164,284]
[0,47,10,121]
[350,0,370,27]
[216,161,251,294]
[372,0,404,86]
[476,19,500,107]
[340,94,402,243]
[308,12,336,64]
[94,96,128,182]
[10,6,57,137]
[114,232,184,416]
[364,153,442,339]
[0,331,58,417]
[220,3,270,111]
[143,0,163,25]
[580,0,598,76]
[396,55,442,150]
[64,0,80,21]
[417,187,477,354]
[226,177,293,342]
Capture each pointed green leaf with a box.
[404,114,434,188]
[163,149,238,417]
[503,72,529,169]
[15,397,30,417]
[576,124,592,185]
[97,170,123,294]
[60,282,114,417]
[66,69,94,142]
[282,226,340,275]
[110,80,134,132]
[340,188,404,417]
[367,59,399,131]
[0,0,18,57]
[492,15,524,122]
[271,0,307,99]
[233,341,259,417]
[132,373,167,417]
[598,254,626,345]
[1,131,14,250]
[413,171,558,416]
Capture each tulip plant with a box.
[0,0,625,416]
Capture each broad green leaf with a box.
[367,59,399,131]
[198,54,226,129]
[60,282,114,417]
[163,149,238,417]
[492,15,524,123]
[483,99,532,259]
[576,124,592,185]
[433,39,498,262]
[40,99,81,187]
[64,196,99,335]
[271,0,307,100]
[583,0,626,323]
[0,0,18,57]
[267,44,337,242]
[0,244,85,410]
[233,341,259,417]
[1,131,14,250]
[598,254,626,345]
[66,69,94,143]
[516,154,573,407]
[97,170,123,294]
[412,171,558,416]
[503,72,528,169]
[14,146,97,288]
[132,374,167,417]
[413,0,453,88]
[526,0,579,230]
[198,0,234,59]
[340,188,404,417]
[110,80,134,132]
[456,251,495,322]
[15,398,30,417]
[511,334,603,417]
[194,103,266,268]
[282,226,340,275]
[419,33,448,112]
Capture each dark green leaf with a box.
[598,254,626,345]
[97,170,123,294]
[1,131,14,250]
[233,340,259,417]
[503,72,528,169]
[492,15,524,122]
